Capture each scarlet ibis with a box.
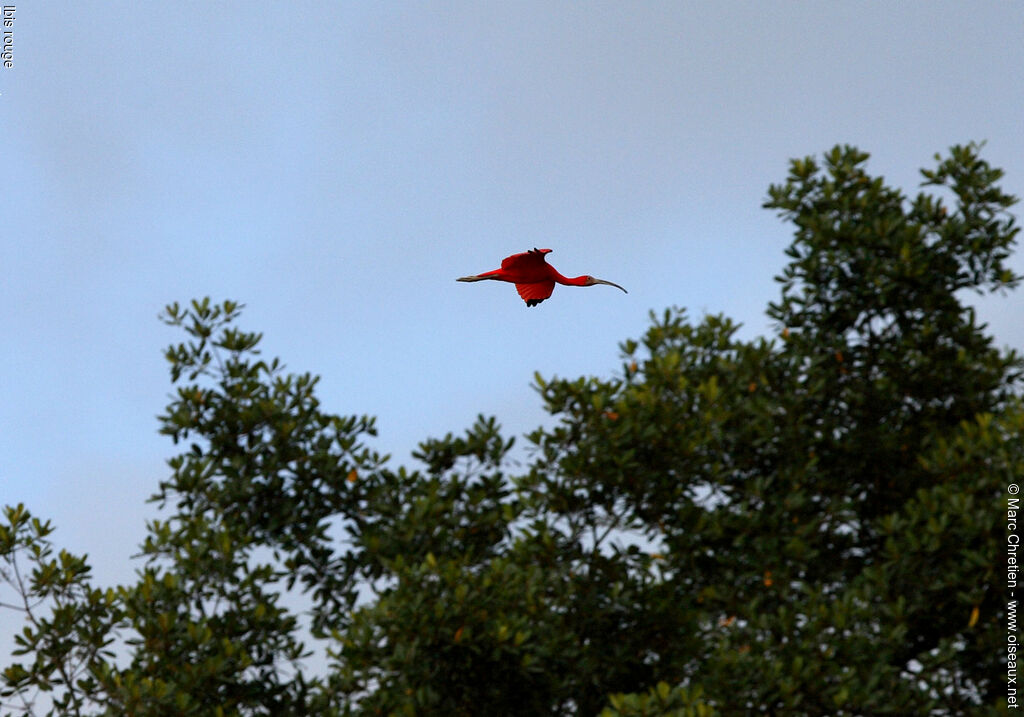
[457,248,627,307]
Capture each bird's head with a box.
[583,276,628,293]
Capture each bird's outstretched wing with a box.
[501,247,552,271]
[515,280,555,307]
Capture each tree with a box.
[2,144,1020,715]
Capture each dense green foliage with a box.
[3,144,1020,715]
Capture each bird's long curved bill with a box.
[593,278,628,293]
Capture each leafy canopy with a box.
[2,143,1020,715]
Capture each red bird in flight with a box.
[457,248,627,307]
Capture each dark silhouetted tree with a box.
[3,144,1019,715]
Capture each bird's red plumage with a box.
[501,248,552,272]
[515,280,556,306]
[457,247,625,307]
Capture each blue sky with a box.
[2,2,1023,643]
